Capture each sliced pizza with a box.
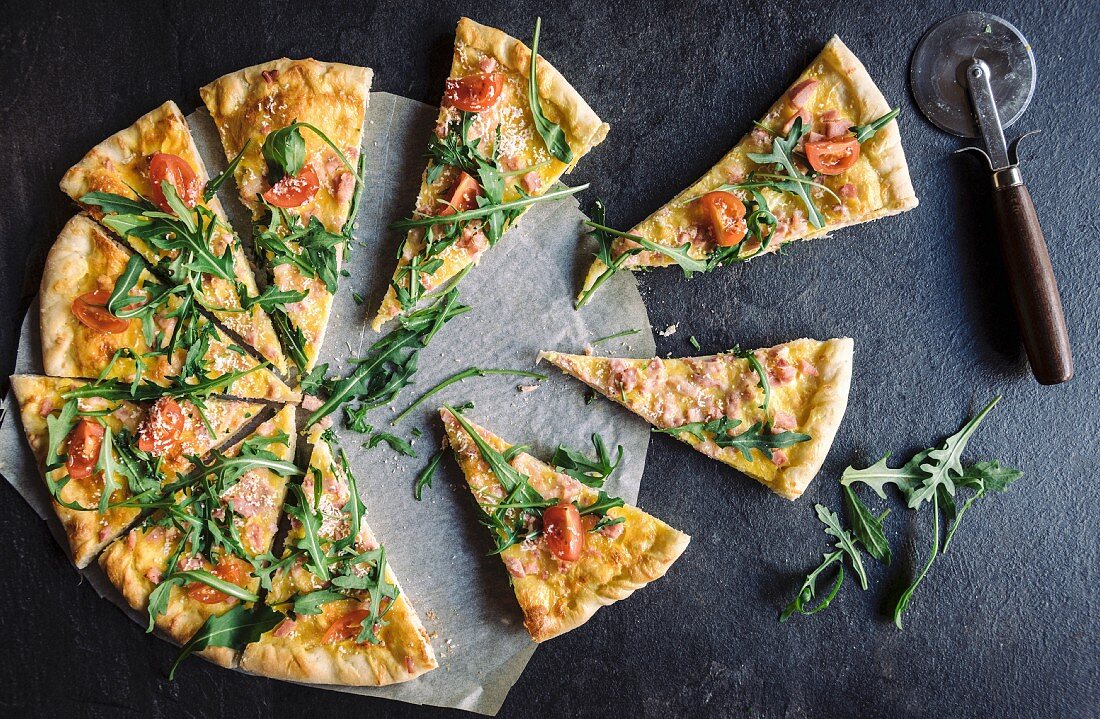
[579,37,917,304]
[539,338,854,500]
[370,17,610,331]
[58,101,287,374]
[200,59,373,372]
[240,426,437,685]
[40,215,298,403]
[98,405,297,669]
[440,408,690,642]
[10,375,263,568]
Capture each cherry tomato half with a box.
[436,171,482,217]
[695,191,747,247]
[66,419,105,481]
[322,609,372,644]
[136,397,185,457]
[186,557,248,604]
[542,501,583,562]
[804,137,861,176]
[442,72,505,113]
[148,152,200,213]
[71,289,131,334]
[262,166,320,208]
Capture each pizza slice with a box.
[10,375,264,568]
[578,37,917,305]
[59,101,287,374]
[240,427,437,685]
[539,338,854,500]
[200,59,373,372]
[40,215,298,403]
[370,17,610,331]
[98,405,297,669]
[440,408,690,642]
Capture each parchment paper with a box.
[0,92,655,715]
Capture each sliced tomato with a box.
[262,166,320,208]
[66,419,105,481]
[542,501,583,562]
[136,397,185,456]
[71,289,131,334]
[695,191,747,247]
[436,171,482,216]
[322,609,372,644]
[442,72,505,112]
[148,152,200,213]
[186,557,248,604]
[804,137,860,176]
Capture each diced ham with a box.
[521,171,541,193]
[356,526,380,552]
[839,183,857,199]
[781,108,812,135]
[599,521,625,540]
[405,656,416,673]
[145,567,162,584]
[772,410,798,431]
[687,407,704,424]
[807,131,824,144]
[334,171,355,204]
[273,618,296,638]
[301,394,324,411]
[799,358,820,376]
[479,56,499,73]
[37,398,55,417]
[457,225,488,254]
[262,69,279,84]
[345,146,360,163]
[126,531,138,549]
[641,359,666,393]
[750,127,772,147]
[771,449,789,467]
[723,395,743,420]
[246,522,265,550]
[659,402,683,429]
[179,554,204,571]
[787,79,819,107]
[671,378,703,400]
[503,556,526,578]
[223,471,275,519]
[98,527,113,542]
[726,166,746,184]
[498,154,521,172]
[610,359,640,393]
[824,120,850,138]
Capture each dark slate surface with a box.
[1,1,1097,717]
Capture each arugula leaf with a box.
[366,432,417,457]
[746,117,825,229]
[262,124,306,178]
[414,449,445,501]
[392,366,547,424]
[44,398,79,472]
[389,184,588,231]
[851,108,900,144]
[204,139,251,201]
[344,403,373,433]
[94,424,125,514]
[655,418,810,462]
[285,483,330,582]
[843,485,891,564]
[527,18,573,164]
[299,363,329,396]
[146,575,185,632]
[292,589,348,616]
[239,285,309,312]
[591,328,640,345]
[551,433,623,488]
[780,551,845,622]
[168,603,282,679]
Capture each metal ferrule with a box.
[993,165,1023,189]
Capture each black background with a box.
[1,1,1097,717]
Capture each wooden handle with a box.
[992,179,1073,385]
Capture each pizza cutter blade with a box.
[910,12,1073,385]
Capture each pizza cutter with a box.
[910,12,1073,385]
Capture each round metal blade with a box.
[910,12,1036,137]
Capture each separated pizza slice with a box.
[240,426,436,685]
[59,101,287,374]
[440,408,690,642]
[10,375,263,568]
[539,338,854,500]
[98,405,297,669]
[579,37,917,304]
[201,59,373,372]
[370,17,610,331]
[40,215,299,403]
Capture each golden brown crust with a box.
[58,102,287,373]
[39,215,299,403]
[539,338,854,500]
[440,409,689,641]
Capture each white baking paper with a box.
[0,92,655,715]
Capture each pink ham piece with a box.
[772,410,799,432]
[145,567,162,584]
[787,79,819,107]
[610,359,640,392]
[839,183,858,199]
[273,618,296,638]
[223,471,275,519]
[521,171,541,193]
[600,521,625,540]
[771,449,789,467]
[479,56,498,73]
[333,171,355,204]
[782,107,812,135]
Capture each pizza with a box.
[369,17,610,331]
[40,214,298,403]
[200,58,373,373]
[58,101,287,374]
[440,409,690,641]
[239,427,437,685]
[98,406,297,668]
[539,338,854,500]
[10,375,264,568]
[579,37,917,303]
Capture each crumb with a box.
[658,324,678,337]
[583,344,594,356]
[518,384,538,393]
